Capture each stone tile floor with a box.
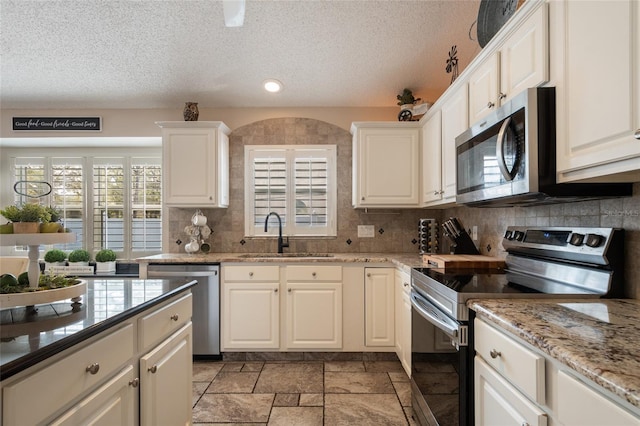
[192,357,420,425]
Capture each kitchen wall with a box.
[165,116,639,299]
[165,117,431,256]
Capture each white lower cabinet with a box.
[475,357,548,426]
[394,269,411,376]
[1,291,193,426]
[50,366,136,426]
[221,265,281,350]
[140,323,193,426]
[365,267,395,347]
[474,317,640,426]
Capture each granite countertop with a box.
[469,299,640,410]
[0,278,196,381]
[137,252,427,272]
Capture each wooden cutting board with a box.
[422,254,505,269]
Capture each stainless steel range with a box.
[410,226,625,426]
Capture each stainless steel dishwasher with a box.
[147,263,220,359]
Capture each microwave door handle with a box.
[496,116,515,181]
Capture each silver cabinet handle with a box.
[86,363,100,375]
[635,129,640,140]
[148,365,158,374]
[487,101,495,108]
[490,349,502,359]
[171,314,179,321]
[499,92,507,100]
[129,378,139,387]
[249,272,254,277]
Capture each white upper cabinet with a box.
[157,121,230,207]
[440,86,468,202]
[421,109,443,205]
[469,3,549,125]
[351,123,421,208]
[551,0,640,182]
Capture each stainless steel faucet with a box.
[264,212,289,253]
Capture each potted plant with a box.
[0,203,50,233]
[44,249,67,272]
[95,249,117,274]
[40,206,63,233]
[68,249,91,266]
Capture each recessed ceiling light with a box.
[263,79,283,93]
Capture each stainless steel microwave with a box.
[455,87,631,207]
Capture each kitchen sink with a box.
[238,253,334,258]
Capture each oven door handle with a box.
[411,291,467,346]
[496,116,516,182]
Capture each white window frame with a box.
[244,145,337,237]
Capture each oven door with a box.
[411,290,471,426]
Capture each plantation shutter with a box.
[131,158,162,252]
[92,159,125,251]
[252,152,287,227]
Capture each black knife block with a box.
[450,231,480,255]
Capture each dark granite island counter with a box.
[0,278,196,425]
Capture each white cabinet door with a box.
[553,0,640,182]
[500,3,548,104]
[468,3,548,125]
[475,357,548,426]
[352,124,420,207]
[557,370,640,426]
[468,54,500,125]
[50,366,136,426]
[394,269,411,376]
[365,268,395,347]
[140,322,193,426]
[285,281,343,349]
[421,110,443,205]
[222,281,280,349]
[441,87,468,201]
[159,121,230,207]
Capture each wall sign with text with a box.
[12,117,102,131]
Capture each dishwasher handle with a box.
[147,269,218,278]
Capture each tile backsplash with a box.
[167,117,640,299]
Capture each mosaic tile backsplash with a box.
[166,117,640,299]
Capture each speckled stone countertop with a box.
[469,299,640,410]
[137,253,426,273]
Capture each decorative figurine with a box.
[183,102,199,121]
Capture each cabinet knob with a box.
[499,92,507,100]
[487,101,495,109]
[490,349,502,359]
[129,378,140,388]
[209,196,213,200]
[148,365,158,374]
[171,314,179,321]
[361,196,365,201]
[312,272,317,277]
[274,288,278,293]
[403,282,409,287]
[434,191,440,195]
[367,273,371,277]
[288,288,292,293]
[85,363,100,375]
[439,190,445,195]
[249,272,254,277]
[635,129,640,139]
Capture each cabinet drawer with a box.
[3,324,134,426]
[223,265,280,282]
[474,318,545,404]
[286,265,342,281]
[139,293,192,351]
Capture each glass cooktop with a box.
[411,267,540,295]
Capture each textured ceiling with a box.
[1,0,482,109]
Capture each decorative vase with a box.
[96,261,117,274]
[13,222,39,233]
[40,222,61,233]
[183,102,199,121]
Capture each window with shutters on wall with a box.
[4,148,161,260]
[244,145,337,237]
